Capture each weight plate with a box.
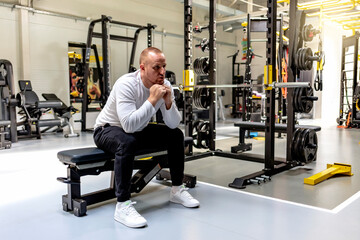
[293,88,300,112]
[297,87,305,113]
[196,88,201,109]
[199,88,206,109]
[291,128,302,160]
[196,88,202,108]
[295,48,301,69]
[293,128,304,161]
[297,128,311,162]
[192,120,202,148]
[303,87,314,113]
[305,48,313,70]
[301,48,307,70]
[303,24,314,42]
[193,88,199,108]
[192,88,198,108]
[197,120,210,149]
[200,88,210,109]
[299,129,317,163]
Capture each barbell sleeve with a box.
[272,82,310,88]
[307,56,321,61]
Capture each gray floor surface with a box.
[1,120,360,240]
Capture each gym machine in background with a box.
[337,33,360,128]
[0,60,16,148]
[0,60,79,145]
[227,50,244,118]
[68,42,103,113]
[78,15,156,131]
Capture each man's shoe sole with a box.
[170,199,200,208]
[114,216,147,228]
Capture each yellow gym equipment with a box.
[304,163,353,185]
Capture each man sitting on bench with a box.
[93,47,200,228]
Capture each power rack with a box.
[181,0,319,189]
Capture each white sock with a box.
[171,185,182,194]
[118,200,130,207]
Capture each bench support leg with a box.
[156,169,197,188]
[61,167,88,217]
[231,127,252,153]
[131,164,162,193]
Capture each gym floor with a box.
[1,119,360,240]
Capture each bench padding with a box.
[58,147,169,166]
[58,147,114,165]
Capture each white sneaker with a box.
[170,185,200,208]
[114,200,147,228]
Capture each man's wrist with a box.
[148,97,157,107]
[165,101,172,110]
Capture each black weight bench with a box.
[231,122,321,153]
[57,146,196,217]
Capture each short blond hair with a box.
[139,47,163,65]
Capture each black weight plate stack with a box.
[299,129,318,163]
[295,48,301,70]
[295,128,307,161]
[297,128,310,163]
[192,120,202,148]
[199,88,210,109]
[197,120,210,149]
[194,58,201,75]
[201,57,209,75]
[304,48,313,70]
[197,88,202,109]
[193,89,198,108]
[301,87,314,113]
[293,88,300,112]
[297,87,305,112]
[301,48,307,70]
[291,128,303,160]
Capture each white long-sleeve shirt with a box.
[94,70,181,133]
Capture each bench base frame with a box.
[59,154,196,217]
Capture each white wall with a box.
[0,7,20,83]
[321,22,352,125]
